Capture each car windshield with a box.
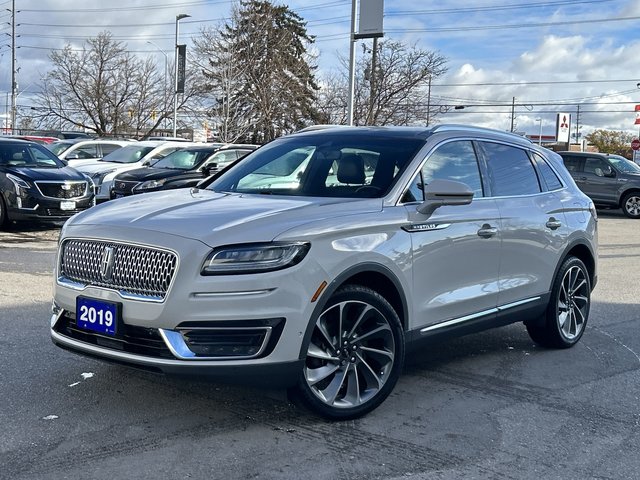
[151,148,217,170]
[208,134,424,198]
[0,143,65,168]
[100,145,156,163]
[608,155,640,173]
[46,142,73,156]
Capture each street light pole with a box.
[536,118,542,146]
[147,40,169,130]
[10,0,17,134]
[346,0,357,126]
[173,13,190,137]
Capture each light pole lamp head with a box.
[176,14,191,21]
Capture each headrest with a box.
[337,153,365,184]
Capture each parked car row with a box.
[0,136,258,228]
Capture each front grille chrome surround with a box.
[59,239,178,301]
[36,181,89,199]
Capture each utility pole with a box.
[575,104,581,148]
[510,96,515,132]
[10,0,17,134]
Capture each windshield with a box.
[46,142,73,156]
[0,143,65,168]
[608,155,640,173]
[151,148,217,170]
[208,134,424,198]
[100,145,156,163]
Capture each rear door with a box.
[478,142,568,305]
[582,156,618,205]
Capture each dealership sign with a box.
[556,113,571,143]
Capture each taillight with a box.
[589,202,597,221]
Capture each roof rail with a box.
[431,124,533,143]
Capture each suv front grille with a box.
[36,181,88,199]
[60,239,177,300]
[112,180,138,196]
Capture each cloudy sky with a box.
[1,0,639,139]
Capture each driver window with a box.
[584,157,610,176]
[421,141,484,197]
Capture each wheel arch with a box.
[619,188,640,208]
[555,240,596,291]
[297,262,409,360]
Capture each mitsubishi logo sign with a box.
[100,246,115,282]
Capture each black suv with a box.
[111,144,257,198]
[558,151,640,218]
[0,138,94,227]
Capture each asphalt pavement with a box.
[0,210,639,480]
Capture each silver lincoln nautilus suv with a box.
[51,125,598,419]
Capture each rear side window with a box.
[532,153,563,191]
[561,155,582,173]
[481,142,540,196]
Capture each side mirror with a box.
[416,179,474,216]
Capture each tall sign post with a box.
[173,13,190,137]
[556,112,571,151]
[347,0,384,126]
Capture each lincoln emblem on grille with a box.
[100,246,115,281]
[61,183,71,190]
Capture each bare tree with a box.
[319,40,447,126]
[34,32,205,137]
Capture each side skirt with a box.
[406,294,550,347]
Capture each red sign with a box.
[632,139,640,151]
[635,105,640,125]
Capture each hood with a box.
[116,167,188,182]
[67,188,382,247]
[7,165,87,182]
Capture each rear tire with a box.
[621,192,640,219]
[526,256,591,348]
[294,285,404,420]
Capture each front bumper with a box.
[50,311,303,386]
[7,189,94,220]
[51,227,327,387]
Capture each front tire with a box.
[621,192,640,219]
[0,193,8,229]
[294,285,404,420]
[526,256,591,348]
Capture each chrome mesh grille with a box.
[60,239,177,300]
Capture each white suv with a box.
[51,126,598,419]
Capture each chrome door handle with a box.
[477,224,497,238]
[546,218,562,230]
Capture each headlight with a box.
[134,179,166,191]
[6,173,31,193]
[201,242,310,275]
[90,169,117,186]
